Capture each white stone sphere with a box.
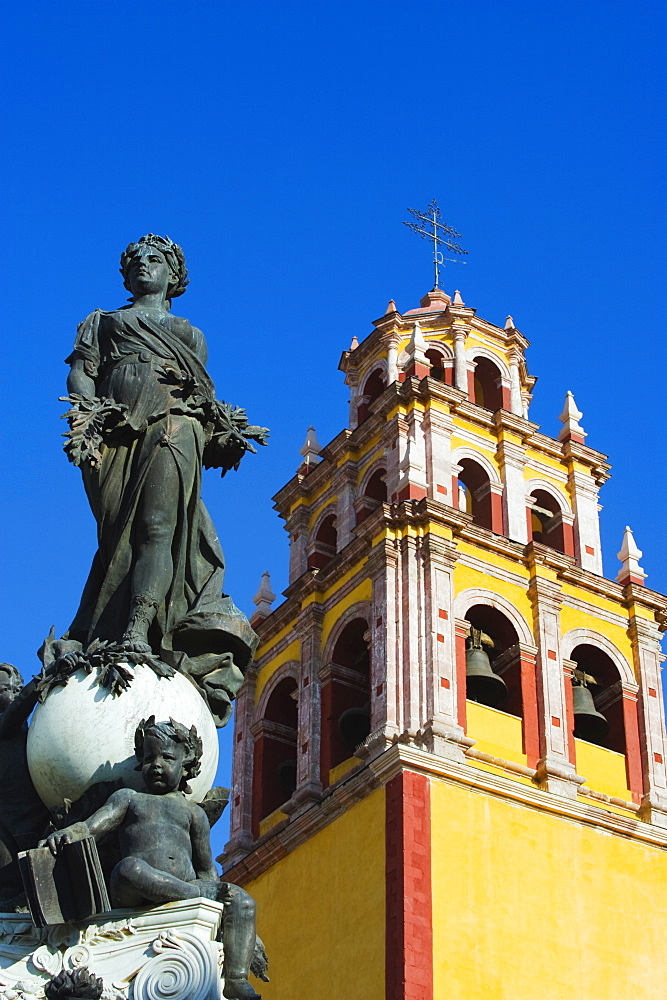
[27,664,219,808]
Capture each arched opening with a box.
[471,357,503,412]
[425,348,452,385]
[527,489,566,554]
[320,619,371,786]
[456,459,502,533]
[356,368,386,424]
[355,467,388,523]
[252,677,298,833]
[464,606,522,713]
[569,644,626,753]
[307,512,338,570]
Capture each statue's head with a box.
[119,234,189,304]
[0,663,22,712]
[134,716,203,794]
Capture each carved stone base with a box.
[0,899,224,1000]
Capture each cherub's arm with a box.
[190,804,218,881]
[0,680,38,738]
[42,788,133,856]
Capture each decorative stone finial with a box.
[300,426,321,469]
[558,391,587,443]
[349,335,359,350]
[616,527,646,586]
[505,315,515,330]
[453,290,464,305]
[253,571,277,619]
[385,299,397,314]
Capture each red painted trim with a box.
[621,691,643,803]
[467,369,475,400]
[519,649,540,768]
[501,385,512,411]
[562,520,575,559]
[395,484,427,503]
[454,622,468,731]
[385,771,433,1000]
[490,490,504,534]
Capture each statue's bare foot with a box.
[120,635,152,655]
[223,979,262,1000]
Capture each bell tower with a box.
[221,287,667,1000]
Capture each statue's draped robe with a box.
[66,308,255,726]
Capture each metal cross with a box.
[403,200,468,289]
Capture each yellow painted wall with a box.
[466,702,526,766]
[575,738,632,802]
[254,639,301,704]
[245,788,386,1000]
[431,778,667,1000]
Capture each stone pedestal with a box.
[0,899,224,1000]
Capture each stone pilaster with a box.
[223,671,256,865]
[286,506,310,584]
[395,407,427,502]
[336,463,358,550]
[508,348,523,416]
[497,439,528,544]
[529,573,583,797]
[288,603,325,810]
[419,533,469,760]
[628,613,667,827]
[568,469,603,574]
[423,406,454,504]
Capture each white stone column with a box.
[497,440,528,543]
[386,335,400,385]
[452,323,468,392]
[508,349,523,416]
[529,575,583,797]
[398,533,424,741]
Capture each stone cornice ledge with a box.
[370,744,667,848]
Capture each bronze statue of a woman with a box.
[59,235,267,725]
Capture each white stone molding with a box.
[524,478,572,515]
[360,361,388,393]
[0,900,223,1000]
[453,588,534,646]
[560,629,635,687]
[450,447,503,487]
[253,660,301,724]
[464,345,512,382]
[357,461,387,500]
[319,602,372,675]
[420,338,454,359]
[306,504,339,557]
[628,617,667,826]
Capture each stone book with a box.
[18,837,111,926]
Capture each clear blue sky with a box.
[2,0,665,854]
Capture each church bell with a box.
[572,681,609,743]
[465,627,507,708]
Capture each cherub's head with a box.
[134,716,203,795]
[0,663,22,713]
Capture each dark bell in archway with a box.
[277,759,297,795]
[465,630,507,708]
[338,703,371,750]
[572,683,609,743]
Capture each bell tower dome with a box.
[221,286,667,1000]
